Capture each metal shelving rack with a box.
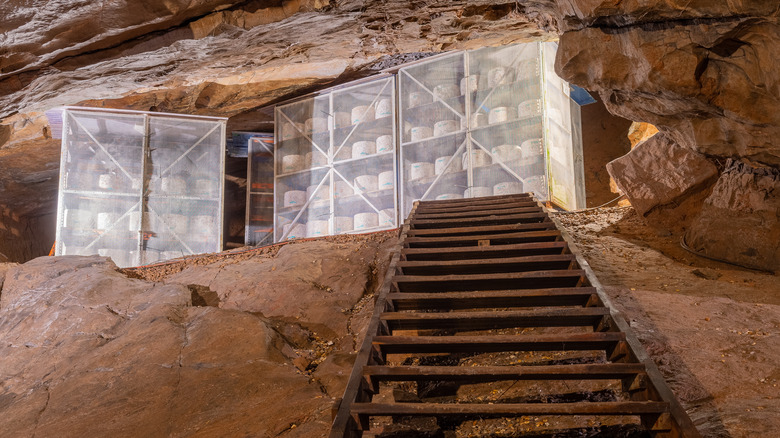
[398,42,585,218]
[54,107,226,267]
[273,76,399,241]
[246,135,275,246]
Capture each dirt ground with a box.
[552,207,780,438]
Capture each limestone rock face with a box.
[0,233,395,437]
[0,0,556,242]
[555,2,780,166]
[606,133,718,216]
[685,161,780,272]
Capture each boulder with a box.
[0,232,396,437]
[685,160,780,272]
[606,133,718,216]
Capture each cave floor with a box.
[553,207,779,438]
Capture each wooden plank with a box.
[413,206,543,219]
[386,287,597,310]
[373,332,625,355]
[405,230,561,248]
[416,193,532,207]
[406,222,556,237]
[411,212,547,228]
[363,363,647,383]
[351,401,669,417]
[397,254,576,275]
[393,270,586,292]
[380,307,609,331]
[415,200,539,214]
[401,241,569,261]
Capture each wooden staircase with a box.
[330,194,701,437]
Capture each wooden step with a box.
[415,200,539,214]
[386,287,598,310]
[397,254,576,275]
[401,242,569,261]
[405,222,556,238]
[351,401,669,419]
[410,212,547,229]
[413,206,544,220]
[416,193,532,207]
[405,230,561,248]
[363,363,647,384]
[373,332,625,355]
[380,307,609,331]
[393,270,586,292]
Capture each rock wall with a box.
[554,0,779,269]
[555,1,780,166]
[0,0,778,268]
[685,160,780,272]
[0,232,396,437]
[0,0,558,261]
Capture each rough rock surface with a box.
[556,1,780,166]
[554,207,780,438]
[685,160,780,272]
[606,133,718,216]
[0,0,557,262]
[0,232,396,437]
[0,0,778,267]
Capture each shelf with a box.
[276,188,396,217]
[469,114,544,135]
[277,117,393,144]
[401,130,466,148]
[468,76,541,110]
[333,150,395,168]
[401,94,465,122]
[147,194,220,202]
[62,189,140,198]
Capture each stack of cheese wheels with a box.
[410,162,434,180]
[306,220,329,237]
[464,186,492,198]
[433,120,458,137]
[334,180,354,198]
[354,212,378,230]
[351,105,375,124]
[493,181,524,195]
[354,175,378,193]
[283,190,306,208]
[376,134,393,153]
[435,155,462,175]
[334,216,354,233]
[378,170,394,190]
[352,141,376,159]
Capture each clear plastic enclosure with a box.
[398,42,585,218]
[274,76,398,242]
[55,108,226,267]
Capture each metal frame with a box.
[398,42,586,218]
[55,107,227,267]
[273,76,399,242]
[398,51,468,217]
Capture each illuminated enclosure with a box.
[55,107,226,267]
[398,42,585,217]
[246,135,275,246]
[274,76,398,241]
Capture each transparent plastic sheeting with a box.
[55,109,226,268]
[398,41,585,218]
[542,42,586,211]
[274,77,399,242]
